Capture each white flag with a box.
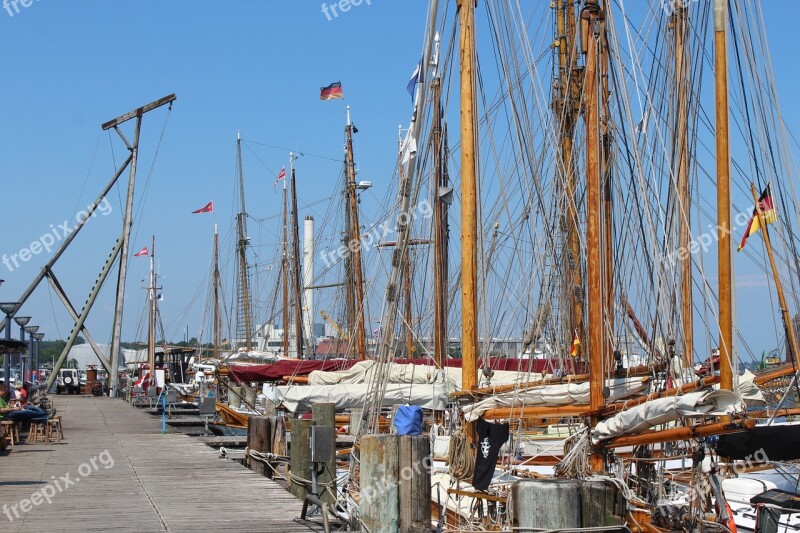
[400,130,417,164]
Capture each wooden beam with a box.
[481,404,592,421]
[101,94,176,130]
[602,418,755,448]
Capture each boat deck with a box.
[0,395,319,532]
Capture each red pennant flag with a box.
[192,201,214,214]
[134,247,148,257]
[274,167,286,190]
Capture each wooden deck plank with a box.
[0,396,319,532]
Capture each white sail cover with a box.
[591,389,744,444]
[461,377,649,422]
[276,382,453,412]
[307,360,543,388]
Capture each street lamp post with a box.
[0,302,20,388]
[14,317,31,385]
[32,332,44,384]
[24,325,39,383]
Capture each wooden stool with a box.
[1,420,20,446]
[46,417,64,444]
[28,421,48,444]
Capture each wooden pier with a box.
[0,395,319,532]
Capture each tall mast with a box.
[715,0,733,391]
[458,0,478,394]
[674,4,694,369]
[556,0,583,346]
[289,153,305,358]
[236,132,253,352]
[582,0,605,413]
[345,107,367,360]
[148,235,156,377]
[282,176,290,357]
[432,77,449,367]
[599,1,614,366]
[343,167,355,352]
[213,225,221,359]
[397,145,415,360]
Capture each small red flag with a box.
[134,247,148,257]
[274,167,286,190]
[191,201,214,214]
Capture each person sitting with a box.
[0,384,48,432]
[14,383,28,404]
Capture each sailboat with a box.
[248,1,800,531]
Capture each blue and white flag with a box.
[407,58,424,101]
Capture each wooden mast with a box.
[148,235,156,379]
[715,0,733,391]
[282,176,290,358]
[289,153,305,358]
[749,183,800,369]
[595,0,614,368]
[432,77,449,367]
[458,0,478,395]
[556,0,583,347]
[236,132,253,351]
[344,107,367,360]
[213,225,221,359]
[582,0,605,414]
[404,227,414,358]
[674,3,694,369]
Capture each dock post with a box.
[271,415,287,480]
[361,434,400,533]
[290,418,314,500]
[247,416,272,478]
[311,402,337,505]
[398,435,431,533]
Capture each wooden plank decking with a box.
[0,395,319,532]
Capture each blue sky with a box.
[0,0,428,344]
[1,1,799,362]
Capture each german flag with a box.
[320,81,343,101]
[738,184,777,251]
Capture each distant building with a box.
[65,343,136,370]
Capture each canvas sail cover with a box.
[276,382,453,412]
[591,389,743,444]
[307,359,544,388]
[462,377,649,422]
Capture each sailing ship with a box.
[230,1,800,531]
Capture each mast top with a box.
[214,223,218,236]
[237,130,241,141]
[346,105,351,127]
[715,0,726,31]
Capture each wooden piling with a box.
[271,415,287,481]
[398,435,432,533]
[290,418,314,500]
[312,402,336,505]
[361,434,400,533]
[247,416,271,478]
